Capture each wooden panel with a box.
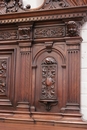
[0,1,87,130]
[0,48,16,109]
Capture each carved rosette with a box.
[41,57,57,100]
[0,60,7,95]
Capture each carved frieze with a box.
[34,26,65,38]
[0,60,7,95]
[0,30,17,40]
[18,27,31,40]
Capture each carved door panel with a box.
[34,47,66,113]
[0,48,16,110]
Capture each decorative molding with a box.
[0,13,86,24]
[34,26,65,38]
[16,102,30,111]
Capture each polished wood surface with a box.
[0,0,87,130]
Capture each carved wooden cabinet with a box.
[0,0,87,130]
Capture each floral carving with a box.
[5,0,24,13]
[40,57,57,99]
[39,57,58,111]
[0,60,7,94]
[0,30,17,40]
[34,26,65,38]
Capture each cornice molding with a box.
[0,6,87,24]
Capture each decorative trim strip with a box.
[0,13,86,24]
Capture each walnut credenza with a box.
[0,1,87,129]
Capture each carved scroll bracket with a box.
[45,42,53,53]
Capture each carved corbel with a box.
[66,21,79,37]
[45,42,53,53]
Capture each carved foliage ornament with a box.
[41,0,69,9]
[0,0,69,14]
[0,60,7,95]
[34,26,65,38]
[41,57,57,100]
[39,57,58,111]
[0,30,17,40]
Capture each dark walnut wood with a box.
[0,0,87,130]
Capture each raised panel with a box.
[0,48,16,109]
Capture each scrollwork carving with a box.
[41,0,69,9]
[0,30,17,40]
[39,57,58,111]
[34,26,65,38]
[41,57,57,100]
[5,0,24,13]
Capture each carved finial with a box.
[67,21,79,37]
